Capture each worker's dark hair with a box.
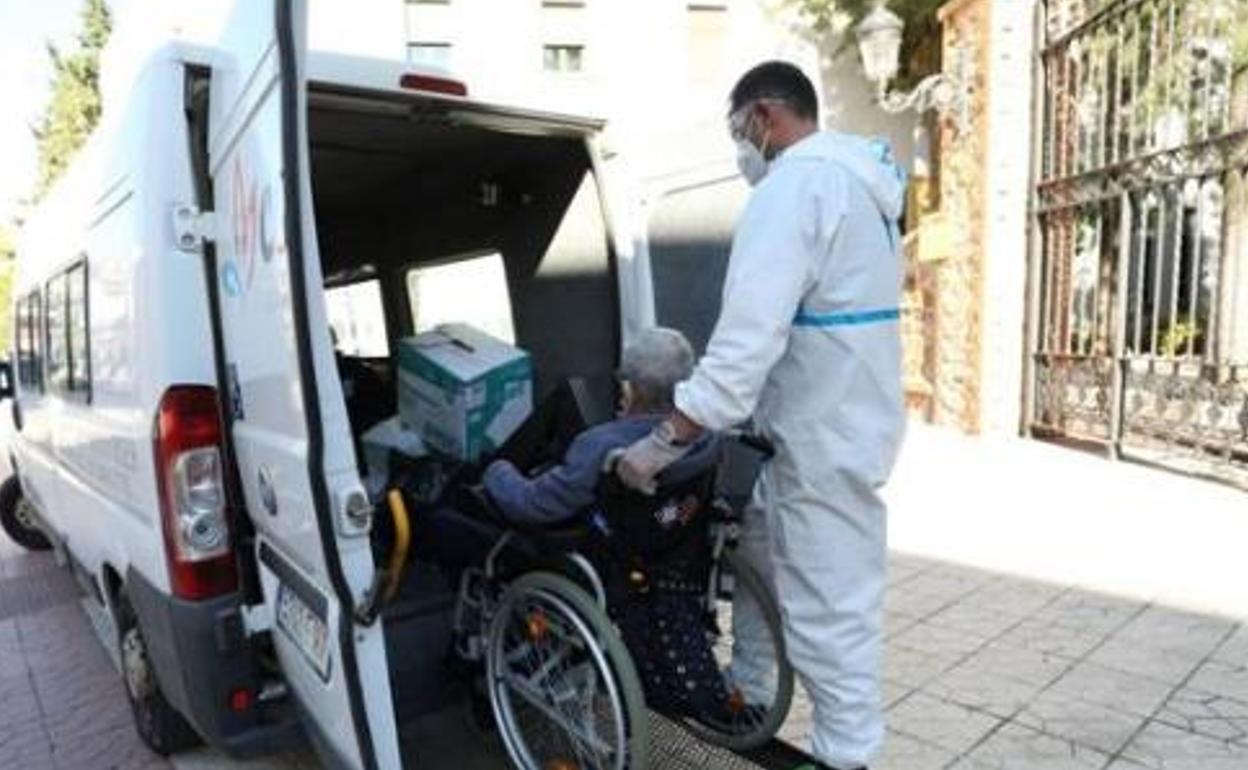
[729,61,818,121]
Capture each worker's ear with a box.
[617,381,634,416]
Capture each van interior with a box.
[187,71,624,725]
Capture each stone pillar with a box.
[927,0,991,433]
[908,0,1038,435]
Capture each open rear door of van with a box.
[208,2,399,768]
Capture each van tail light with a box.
[154,386,238,600]
[399,72,468,97]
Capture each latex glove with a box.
[615,424,692,494]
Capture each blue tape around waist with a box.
[792,307,900,327]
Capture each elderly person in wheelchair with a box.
[482,328,732,711]
[420,329,792,770]
[481,328,790,736]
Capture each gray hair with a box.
[619,327,695,410]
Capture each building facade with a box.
[904,0,1248,488]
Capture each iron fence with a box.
[1032,0,1248,487]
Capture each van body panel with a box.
[208,2,397,767]
[13,48,222,600]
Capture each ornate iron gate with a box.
[1032,0,1248,487]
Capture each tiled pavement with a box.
[0,539,169,770]
[3,536,1244,769]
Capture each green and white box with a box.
[397,323,533,461]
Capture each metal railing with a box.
[1031,0,1248,487]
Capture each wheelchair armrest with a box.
[461,484,510,529]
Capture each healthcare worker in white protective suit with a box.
[617,61,906,770]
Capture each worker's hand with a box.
[615,424,692,494]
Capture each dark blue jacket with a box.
[483,414,718,524]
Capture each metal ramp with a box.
[648,713,819,770]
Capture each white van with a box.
[9,1,651,767]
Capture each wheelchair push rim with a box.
[486,571,647,770]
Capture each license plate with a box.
[276,583,331,681]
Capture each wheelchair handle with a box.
[726,430,776,460]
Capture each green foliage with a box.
[1233,22,1248,74]
[32,0,112,200]
[0,226,13,263]
[0,225,14,354]
[784,0,945,88]
[1160,320,1201,357]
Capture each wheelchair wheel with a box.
[684,549,795,751]
[487,571,648,770]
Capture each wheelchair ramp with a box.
[648,712,819,770]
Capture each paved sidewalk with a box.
[1,424,1244,769]
[0,542,168,769]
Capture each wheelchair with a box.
[443,432,795,770]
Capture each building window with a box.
[407,42,452,67]
[543,44,584,73]
[688,4,729,83]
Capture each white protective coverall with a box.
[673,130,906,768]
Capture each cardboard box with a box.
[397,323,533,461]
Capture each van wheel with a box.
[115,595,202,755]
[0,477,51,551]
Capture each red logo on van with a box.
[229,156,279,294]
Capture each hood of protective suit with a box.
[779,131,907,222]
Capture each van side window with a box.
[14,296,28,386]
[15,292,42,393]
[325,278,389,358]
[43,261,90,399]
[67,263,90,394]
[45,276,68,392]
[406,252,515,344]
[30,291,44,392]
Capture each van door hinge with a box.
[240,601,274,636]
[173,204,216,252]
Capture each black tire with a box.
[115,594,202,755]
[0,476,51,551]
[683,549,795,751]
[487,571,649,770]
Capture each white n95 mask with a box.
[736,139,769,186]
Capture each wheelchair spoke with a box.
[501,668,614,757]
[490,584,628,770]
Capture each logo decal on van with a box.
[225,156,274,298]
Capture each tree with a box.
[0,225,14,352]
[31,0,112,200]
[784,0,945,89]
